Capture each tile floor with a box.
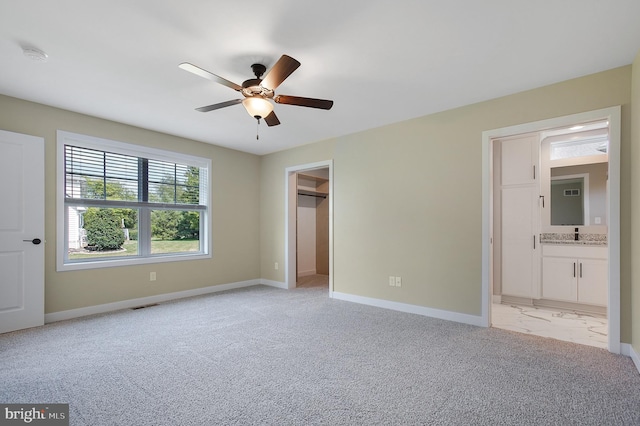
[491,303,608,349]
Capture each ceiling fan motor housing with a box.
[242,76,274,99]
[241,63,274,98]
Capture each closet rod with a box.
[298,192,327,199]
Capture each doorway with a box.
[285,160,333,293]
[481,106,621,354]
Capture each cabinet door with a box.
[542,257,577,302]
[501,186,538,298]
[577,258,608,306]
[500,134,538,186]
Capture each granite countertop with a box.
[540,233,607,246]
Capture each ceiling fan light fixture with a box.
[242,96,273,119]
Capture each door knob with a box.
[23,238,42,245]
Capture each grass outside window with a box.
[68,240,199,260]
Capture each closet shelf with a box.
[297,173,328,183]
[297,172,329,199]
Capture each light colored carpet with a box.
[1,281,639,425]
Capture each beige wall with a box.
[0,95,261,314]
[631,52,640,353]
[1,64,634,342]
[260,66,633,339]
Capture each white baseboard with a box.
[331,291,484,327]
[297,269,316,277]
[45,279,261,323]
[492,295,502,304]
[621,343,640,374]
[260,279,287,289]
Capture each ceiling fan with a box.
[179,54,334,127]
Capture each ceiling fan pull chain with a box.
[256,118,260,140]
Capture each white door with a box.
[0,130,45,334]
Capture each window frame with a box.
[56,130,212,271]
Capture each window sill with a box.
[57,252,212,272]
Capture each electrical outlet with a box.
[150,272,156,281]
[395,276,402,287]
[274,262,279,270]
[389,276,395,287]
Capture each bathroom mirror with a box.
[550,176,585,225]
[548,162,608,227]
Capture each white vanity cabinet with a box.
[541,245,608,306]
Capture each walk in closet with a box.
[296,170,329,279]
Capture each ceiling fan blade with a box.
[261,55,301,90]
[274,95,334,110]
[195,99,243,112]
[179,62,243,92]
[264,111,281,127]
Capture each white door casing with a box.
[0,130,45,334]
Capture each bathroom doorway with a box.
[482,106,621,353]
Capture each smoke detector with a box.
[22,46,48,62]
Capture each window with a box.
[549,136,608,161]
[57,131,211,271]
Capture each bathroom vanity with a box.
[541,240,607,307]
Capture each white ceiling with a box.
[1,1,639,156]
